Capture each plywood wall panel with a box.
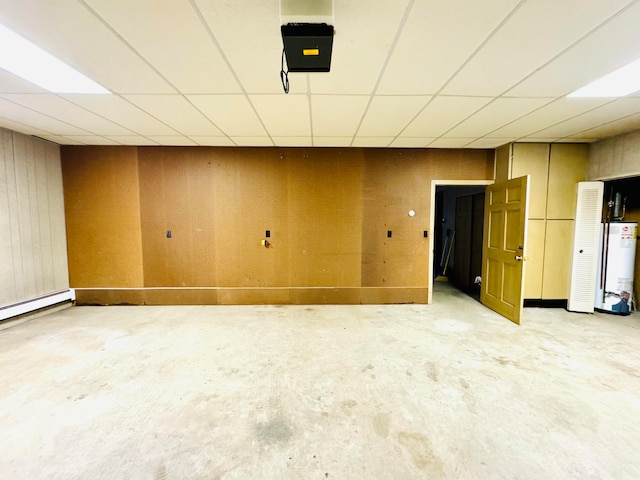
[287,149,363,287]
[213,148,289,287]
[64,145,494,303]
[62,146,143,288]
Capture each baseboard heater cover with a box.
[0,289,75,321]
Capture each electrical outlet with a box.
[423,230,428,238]
[166,230,172,238]
[387,230,392,238]
[266,230,270,238]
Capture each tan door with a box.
[481,176,530,325]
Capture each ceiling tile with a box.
[250,94,310,137]
[0,117,49,137]
[193,0,305,95]
[309,0,413,94]
[445,98,551,137]
[389,137,431,148]
[125,95,223,136]
[531,98,640,138]
[352,137,394,147]
[378,0,523,95]
[428,138,478,148]
[465,138,515,148]
[146,136,198,146]
[563,112,640,140]
[189,136,235,146]
[313,137,353,147]
[34,135,85,145]
[273,137,313,146]
[0,98,91,135]
[188,95,268,137]
[0,0,174,94]
[402,96,493,137]
[63,136,119,145]
[231,137,274,146]
[489,98,610,138]
[0,70,47,94]
[104,135,159,146]
[311,95,369,137]
[62,95,178,135]
[83,0,241,94]
[442,0,635,96]
[508,1,640,97]
[2,94,134,135]
[357,96,430,136]
[520,137,566,143]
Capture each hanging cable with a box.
[280,46,290,94]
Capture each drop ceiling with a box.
[2,0,640,148]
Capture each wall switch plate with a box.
[387,230,392,238]
[266,230,270,238]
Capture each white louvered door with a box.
[568,182,604,313]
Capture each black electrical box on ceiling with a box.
[281,23,334,72]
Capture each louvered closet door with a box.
[568,182,604,313]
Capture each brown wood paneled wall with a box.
[62,146,493,305]
[62,146,143,288]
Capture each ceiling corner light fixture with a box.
[567,57,640,98]
[0,23,110,94]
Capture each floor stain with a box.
[154,463,168,480]
[256,419,292,445]
[426,362,439,382]
[397,432,443,472]
[373,413,390,437]
[362,364,374,372]
[341,399,357,414]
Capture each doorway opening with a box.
[429,180,493,304]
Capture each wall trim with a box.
[73,287,429,306]
[0,289,75,322]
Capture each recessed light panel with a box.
[0,24,110,94]
[568,58,640,98]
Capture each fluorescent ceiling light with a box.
[568,57,640,98]
[0,24,109,94]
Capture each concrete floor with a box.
[1,283,639,480]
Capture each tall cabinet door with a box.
[568,182,604,313]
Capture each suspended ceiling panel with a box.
[1,0,640,147]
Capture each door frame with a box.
[428,179,494,304]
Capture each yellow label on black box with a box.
[303,48,320,56]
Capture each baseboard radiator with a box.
[0,290,75,322]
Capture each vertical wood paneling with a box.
[46,142,69,291]
[62,146,142,288]
[0,128,69,308]
[0,130,15,305]
[66,145,495,303]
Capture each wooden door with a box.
[481,176,530,325]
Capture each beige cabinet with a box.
[495,143,588,300]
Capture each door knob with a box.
[515,255,523,261]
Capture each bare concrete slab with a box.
[1,283,639,479]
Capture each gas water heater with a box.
[595,222,637,314]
